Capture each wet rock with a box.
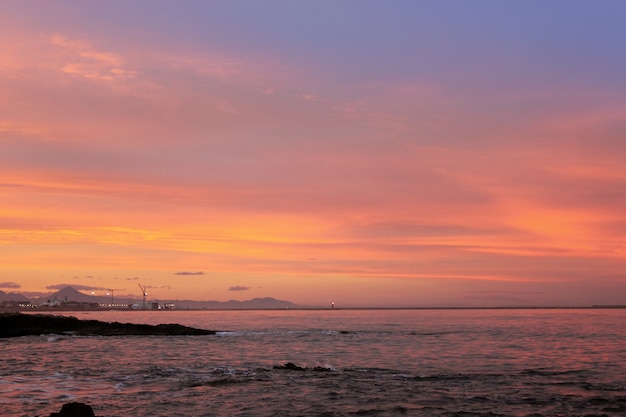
[0,313,216,337]
[273,362,333,372]
[48,402,95,417]
[274,362,305,370]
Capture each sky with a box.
[1,1,625,307]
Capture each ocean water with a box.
[1,309,625,417]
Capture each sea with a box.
[1,308,625,417]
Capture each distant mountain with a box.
[23,286,298,309]
[36,286,102,304]
[171,297,298,310]
[0,290,30,302]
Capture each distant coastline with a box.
[2,305,625,313]
[1,286,624,312]
[0,286,298,311]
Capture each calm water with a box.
[1,309,625,416]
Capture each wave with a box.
[5,361,625,417]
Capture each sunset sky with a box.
[1,1,625,307]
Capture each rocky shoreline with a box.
[0,312,216,337]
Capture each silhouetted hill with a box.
[0,290,30,302]
[36,287,100,304]
[173,297,298,309]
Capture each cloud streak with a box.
[46,284,106,292]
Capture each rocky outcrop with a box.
[273,362,333,372]
[0,313,216,337]
[48,402,96,417]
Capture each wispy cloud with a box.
[229,286,250,291]
[46,283,106,291]
[0,282,21,289]
[175,271,204,276]
[50,34,136,81]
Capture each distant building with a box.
[42,299,62,308]
[98,303,131,309]
[0,300,36,311]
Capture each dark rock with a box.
[49,402,95,417]
[311,366,333,372]
[274,362,305,371]
[273,362,333,372]
[0,313,216,337]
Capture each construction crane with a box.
[138,284,148,309]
